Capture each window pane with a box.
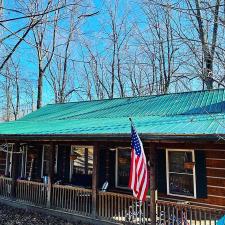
[87,149,93,174]
[169,173,194,196]
[43,145,51,177]
[72,147,93,175]
[6,144,13,177]
[117,149,131,187]
[169,151,193,174]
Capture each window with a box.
[54,145,58,174]
[166,149,196,198]
[41,145,51,177]
[20,145,28,178]
[41,145,58,178]
[70,146,93,180]
[0,150,6,175]
[5,144,13,177]
[0,144,13,177]
[116,148,131,188]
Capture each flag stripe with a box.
[128,122,149,202]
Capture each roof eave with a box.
[0,133,224,142]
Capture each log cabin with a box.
[0,88,225,224]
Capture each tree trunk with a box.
[37,69,43,109]
[204,58,213,89]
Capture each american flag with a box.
[129,121,149,201]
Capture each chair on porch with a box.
[99,181,108,192]
[78,180,109,198]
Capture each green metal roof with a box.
[1,89,225,138]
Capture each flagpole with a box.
[128,117,149,197]
[129,117,157,222]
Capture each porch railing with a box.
[16,180,47,206]
[51,184,92,216]
[0,176,12,198]
[97,191,151,224]
[0,178,225,225]
[157,200,225,225]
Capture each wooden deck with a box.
[0,176,224,224]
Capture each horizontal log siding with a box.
[159,149,225,209]
[205,150,225,207]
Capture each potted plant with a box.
[184,162,195,170]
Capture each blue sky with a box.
[2,0,142,103]
[1,0,204,109]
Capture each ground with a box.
[0,203,86,225]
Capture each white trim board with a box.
[166,148,197,199]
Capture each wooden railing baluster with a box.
[0,178,224,225]
[156,200,225,225]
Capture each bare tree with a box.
[0,0,58,72]
[151,0,224,90]
[105,0,132,98]
[0,0,3,17]
[185,0,221,89]
[28,0,59,108]
[81,0,132,99]
[134,1,181,94]
[0,59,20,121]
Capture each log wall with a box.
[158,148,225,209]
[204,150,225,207]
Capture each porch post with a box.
[47,143,54,208]
[92,142,99,218]
[149,143,157,224]
[11,143,19,199]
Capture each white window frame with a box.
[70,145,94,182]
[5,143,14,177]
[54,145,58,174]
[41,145,45,178]
[20,145,28,178]
[166,148,197,199]
[115,147,131,190]
[41,145,51,178]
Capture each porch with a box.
[0,176,223,224]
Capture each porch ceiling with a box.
[1,89,225,139]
